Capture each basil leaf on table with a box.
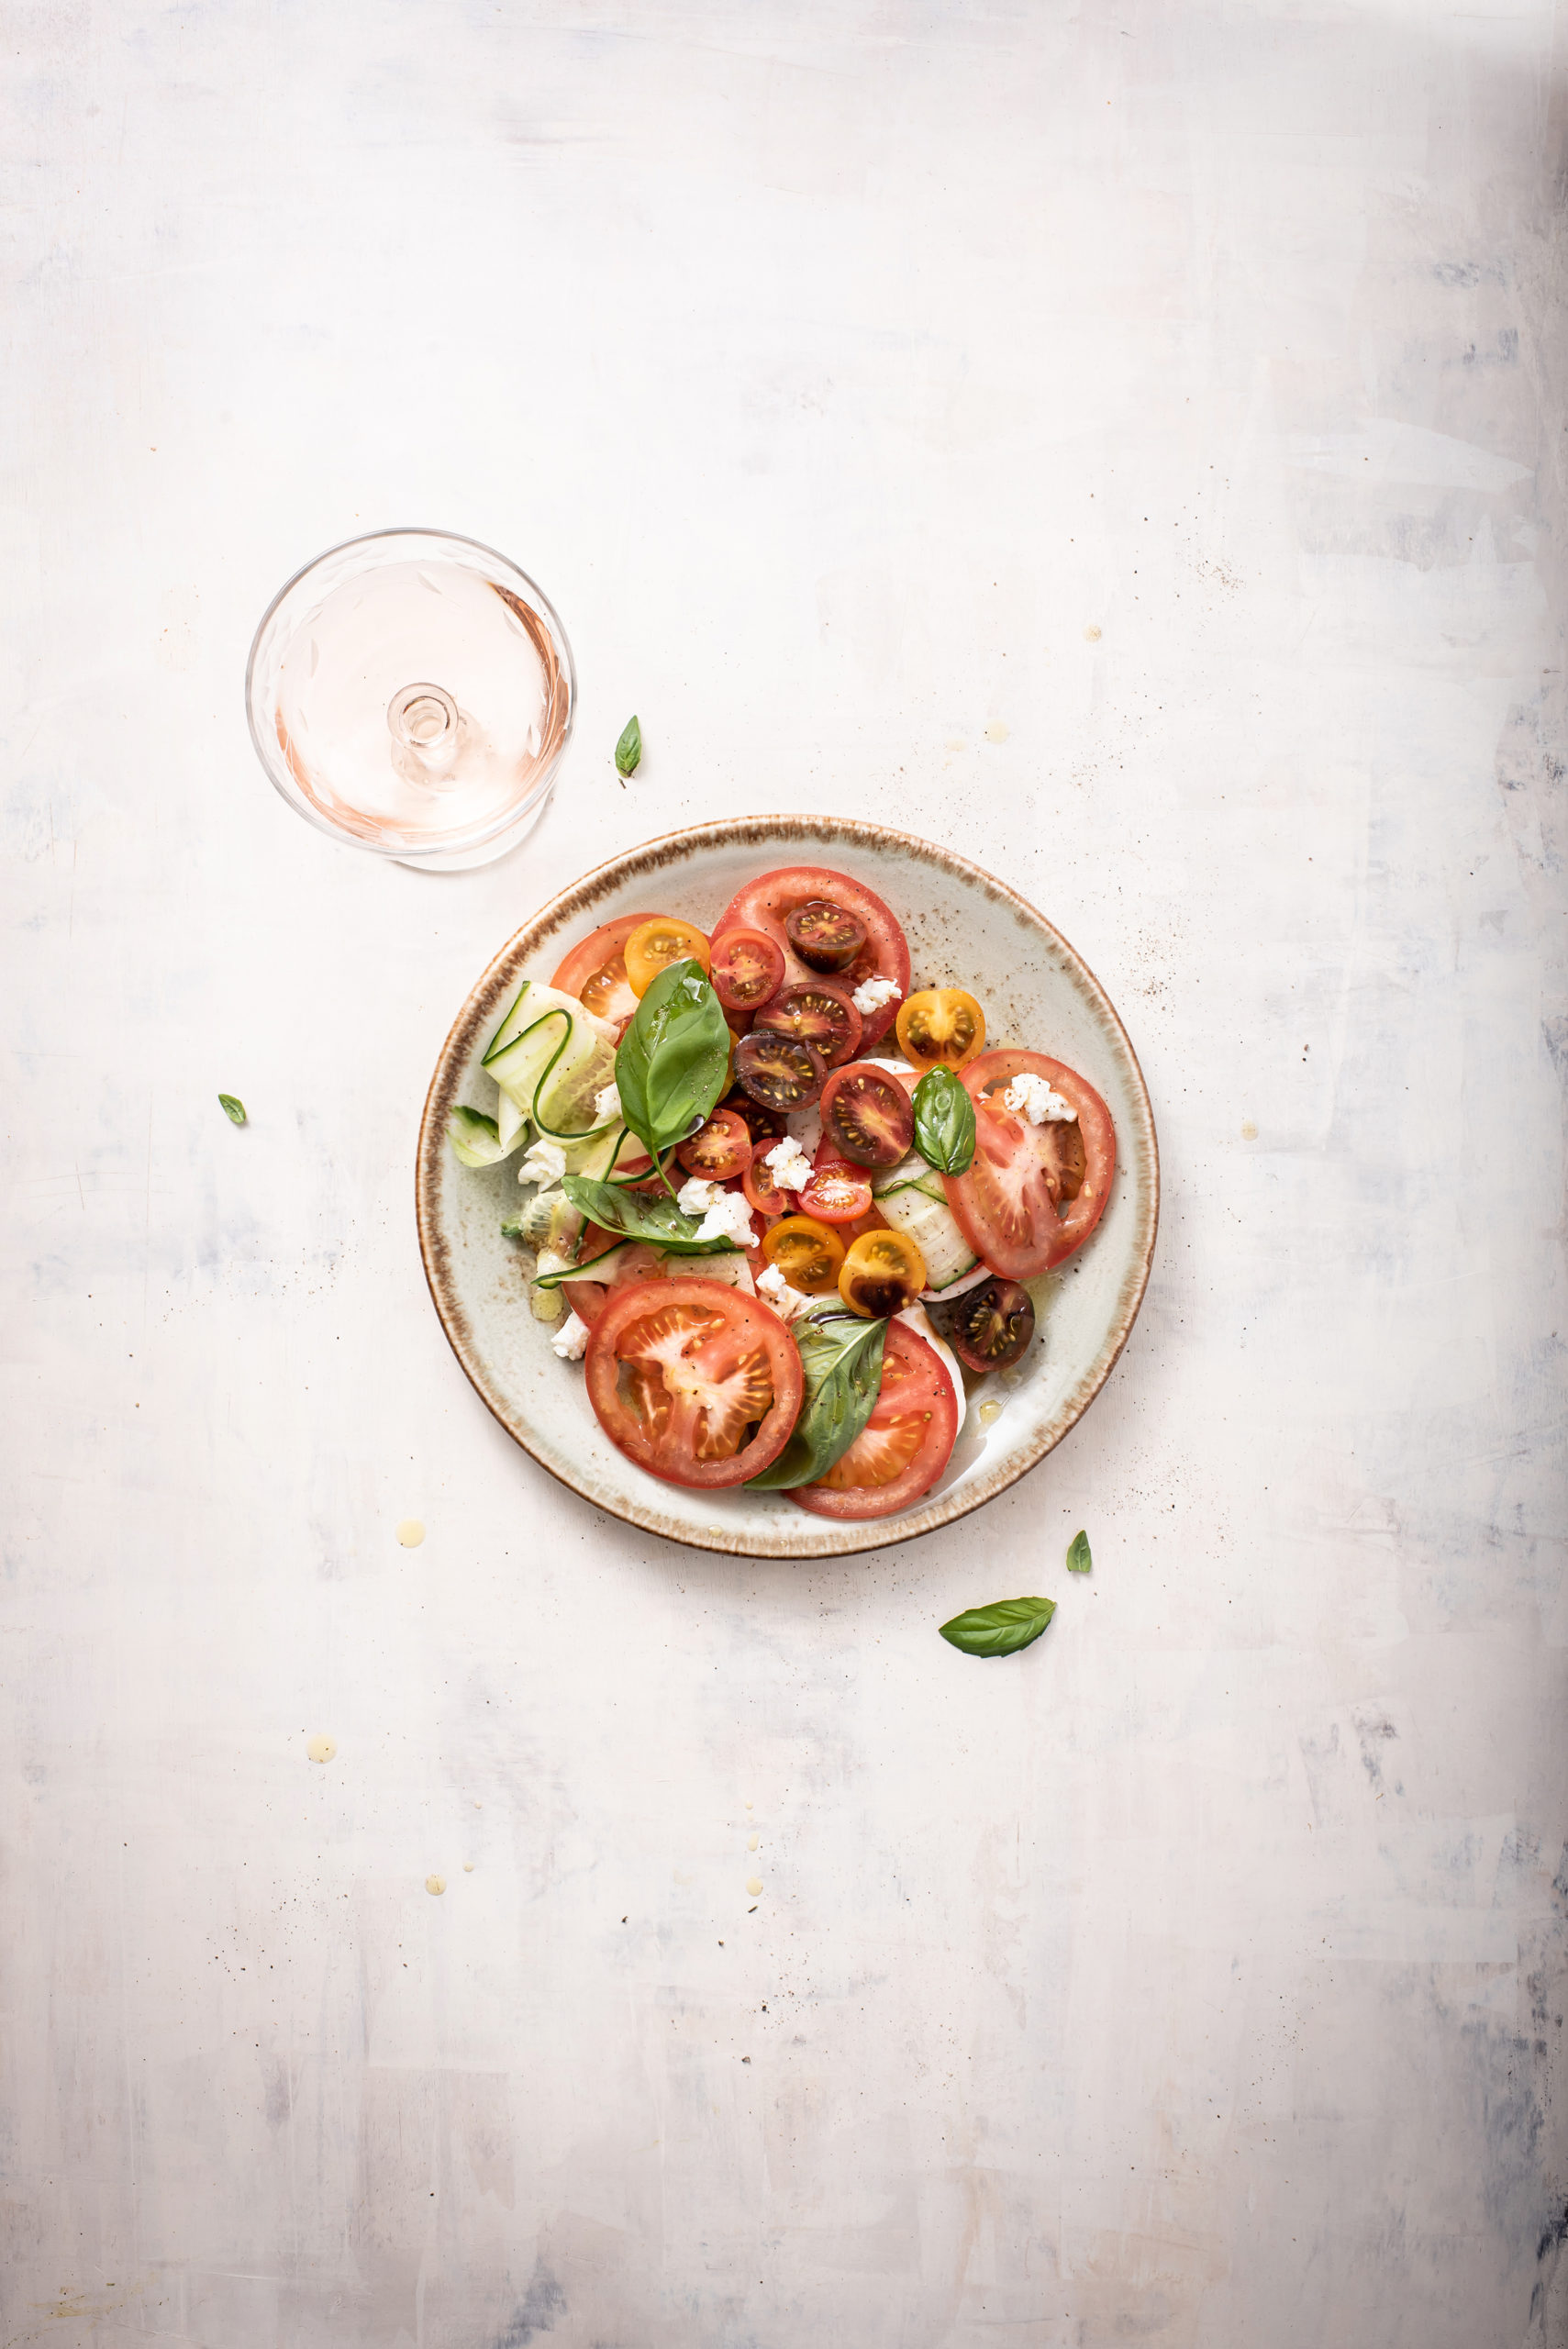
[747,1304,886,1490]
[217,1093,248,1127]
[560,1174,740,1256]
[615,957,732,1166]
[615,715,642,776]
[912,1067,976,1174]
[1066,1529,1092,1574]
[938,1596,1056,1657]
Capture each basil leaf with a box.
[615,714,642,775]
[938,1596,1056,1657]
[615,958,731,1162]
[218,1093,248,1126]
[561,1174,739,1255]
[912,1067,975,1174]
[1066,1529,1092,1574]
[748,1304,886,1489]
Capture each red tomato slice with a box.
[742,1154,789,1217]
[943,1049,1116,1277]
[550,911,658,1029]
[796,1157,873,1225]
[711,927,786,1012]
[585,1278,803,1488]
[791,1319,958,1520]
[710,867,910,1047]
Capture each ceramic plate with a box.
[417,817,1159,1556]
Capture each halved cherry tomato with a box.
[943,1049,1116,1277]
[675,1108,753,1183]
[761,1214,845,1295]
[550,911,659,1029]
[945,1275,1035,1373]
[710,927,786,1012]
[623,917,712,997]
[720,1083,787,1144]
[784,899,867,973]
[752,981,862,1070]
[791,1318,958,1520]
[819,1062,916,1168]
[742,1153,789,1217]
[711,866,911,1047]
[584,1278,802,1487]
[838,1228,927,1318]
[796,1158,873,1226]
[895,987,985,1073]
[734,1030,826,1112]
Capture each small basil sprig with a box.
[615,715,642,776]
[1066,1529,1092,1574]
[939,1596,1056,1657]
[912,1067,976,1174]
[615,957,731,1186]
[748,1304,886,1490]
[561,1174,739,1255]
[218,1093,248,1126]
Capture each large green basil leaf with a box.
[561,1174,740,1255]
[615,957,731,1162]
[747,1303,887,1490]
[912,1066,976,1174]
[938,1596,1056,1657]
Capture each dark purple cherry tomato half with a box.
[752,981,862,1070]
[784,898,869,974]
[733,1029,827,1113]
[819,1063,915,1168]
[947,1276,1036,1374]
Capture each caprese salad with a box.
[448,864,1115,1522]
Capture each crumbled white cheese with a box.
[692,1189,757,1247]
[676,1175,721,1218]
[763,1136,815,1192]
[594,1081,622,1124]
[851,974,902,1014]
[757,1264,812,1321]
[517,1137,569,1186]
[550,1308,591,1361]
[1003,1072,1075,1124]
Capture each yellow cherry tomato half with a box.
[623,916,712,997]
[895,987,985,1073]
[761,1214,845,1296]
[838,1228,928,1318]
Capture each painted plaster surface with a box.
[2,5,1565,2344]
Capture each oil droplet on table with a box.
[425,1874,446,1896]
[1084,623,1102,640]
[462,1861,474,1873]
[746,1877,762,1897]
[306,1734,337,1765]
[1240,1118,1258,1141]
[747,1833,759,1852]
[978,1397,1003,1427]
[984,720,1009,742]
[396,1519,425,1548]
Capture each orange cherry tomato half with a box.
[796,1157,873,1226]
[623,916,712,997]
[895,987,985,1073]
[675,1108,753,1184]
[551,911,659,1029]
[761,1214,845,1295]
[791,1318,958,1520]
[837,1228,927,1318]
[742,1152,790,1217]
[710,927,786,1012]
[584,1278,803,1488]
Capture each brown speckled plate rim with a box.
[417,815,1160,1558]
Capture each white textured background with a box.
[4,4,1566,2343]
